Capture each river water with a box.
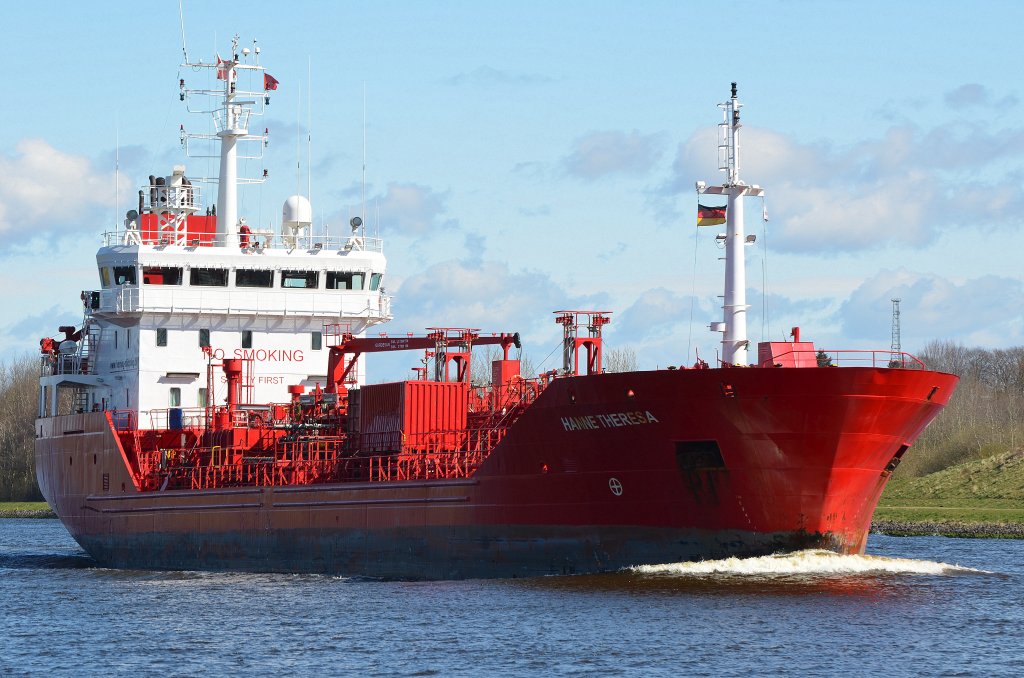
[1,519,1022,677]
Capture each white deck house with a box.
[39,38,391,428]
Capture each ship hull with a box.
[36,366,957,579]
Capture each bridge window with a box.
[369,273,383,291]
[113,266,137,286]
[242,330,253,349]
[157,328,167,347]
[190,268,228,286]
[327,271,365,290]
[99,267,111,288]
[236,269,274,287]
[143,266,183,285]
[311,331,322,351]
[199,329,210,348]
[281,270,318,289]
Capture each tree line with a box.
[897,341,1024,477]
[2,342,1021,499]
[1,355,42,501]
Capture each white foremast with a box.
[698,83,765,366]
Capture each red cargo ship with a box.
[35,42,957,579]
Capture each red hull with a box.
[36,366,956,579]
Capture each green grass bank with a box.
[873,449,1024,537]
[0,502,54,518]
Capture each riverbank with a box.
[0,502,54,518]
[871,519,1024,539]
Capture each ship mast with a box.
[180,35,271,247]
[698,83,765,366]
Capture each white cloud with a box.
[945,83,989,108]
[0,139,119,241]
[942,84,1017,110]
[374,182,456,236]
[445,66,553,87]
[841,269,1024,348]
[563,129,664,180]
[654,120,1024,253]
[391,258,586,342]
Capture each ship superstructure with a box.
[35,42,958,580]
[40,36,389,426]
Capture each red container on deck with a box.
[358,381,468,452]
[757,341,818,368]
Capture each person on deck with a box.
[238,218,251,248]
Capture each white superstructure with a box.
[39,36,391,427]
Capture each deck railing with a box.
[756,349,927,369]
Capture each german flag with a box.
[697,204,726,227]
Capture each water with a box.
[1,520,1022,677]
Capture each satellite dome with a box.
[282,195,312,229]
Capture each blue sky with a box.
[3,1,1023,377]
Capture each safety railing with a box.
[756,349,928,370]
[101,228,384,252]
[94,286,391,319]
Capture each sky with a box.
[3,0,1023,378]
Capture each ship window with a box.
[327,271,365,290]
[114,331,118,349]
[169,387,181,407]
[190,267,228,286]
[100,267,111,288]
[281,270,318,289]
[198,387,207,408]
[236,269,274,288]
[199,329,210,348]
[143,266,183,285]
[311,331,322,351]
[157,328,167,347]
[242,330,253,349]
[369,273,383,291]
[113,266,137,286]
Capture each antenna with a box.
[296,81,302,202]
[890,298,902,366]
[178,0,188,62]
[114,117,119,228]
[307,56,312,234]
[362,82,367,238]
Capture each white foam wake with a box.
[629,549,988,577]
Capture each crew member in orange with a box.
[238,218,251,248]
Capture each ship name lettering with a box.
[560,410,659,432]
[108,357,139,371]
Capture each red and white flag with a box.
[216,55,228,81]
[263,73,280,91]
